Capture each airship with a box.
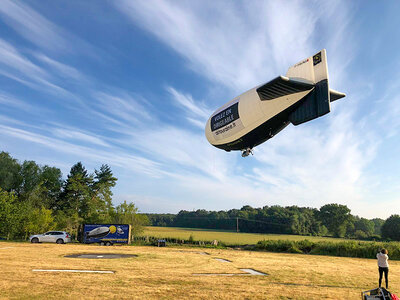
[86,226,110,239]
[205,49,345,157]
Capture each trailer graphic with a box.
[79,224,131,245]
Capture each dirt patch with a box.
[65,253,137,259]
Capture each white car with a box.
[30,231,71,244]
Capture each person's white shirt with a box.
[377,252,389,268]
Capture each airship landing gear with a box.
[241,148,253,157]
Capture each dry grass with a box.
[0,241,398,299]
[142,226,353,245]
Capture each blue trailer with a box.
[79,224,131,245]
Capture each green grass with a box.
[140,226,351,246]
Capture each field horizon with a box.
[141,226,359,245]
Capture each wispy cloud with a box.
[0,0,100,57]
[167,86,211,129]
[0,124,164,178]
[35,53,86,82]
[93,91,152,124]
[0,0,66,51]
[52,128,111,148]
[0,38,74,97]
[115,1,320,92]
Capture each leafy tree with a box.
[39,166,63,209]
[54,210,82,239]
[114,201,149,239]
[319,204,352,237]
[0,189,19,239]
[371,218,385,236]
[381,215,400,241]
[89,164,117,223]
[19,160,41,199]
[23,207,55,238]
[0,152,22,192]
[58,162,92,219]
[354,218,375,237]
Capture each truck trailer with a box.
[78,224,131,245]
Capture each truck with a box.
[78,224,132,246]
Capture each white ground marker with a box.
[32,269,114,274]
[240,269,266,275]
[214,258,231,263]
[0,247,14,250]
[193,268,266,276]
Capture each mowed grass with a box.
[141,226,351,245]
[1,241,398,299]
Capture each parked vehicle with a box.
[30,231,71,244]
[78,224,131,246]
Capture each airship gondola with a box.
[205,49,345,157]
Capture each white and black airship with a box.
[86,226,110,239]
[205,49,345,157]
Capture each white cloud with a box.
[93,91,152,124]
[115,1,320,92]
[35,53,86,81]
[0,124,164,178]
[52,128,110,148]
[0,38,76,98]
[167,86,211,120]
[0,0,100,57]
[0,0,66,51]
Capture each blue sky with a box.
[1,1,400,218]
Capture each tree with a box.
[89,164,117,223]
[0,189,19,239]
[39,166,63,209]
[58,162,92,219]
[371,218,385,236]
[19,160,41,200]
[114,201,149,239]
[23,207,55,239]
[381,215,400,241]
[0,152,22,193]
[319,204,352,237]
[354,218,375,237]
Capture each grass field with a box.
[141,226,351,245]
[1,241,397,299]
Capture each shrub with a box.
[256,239,400,260]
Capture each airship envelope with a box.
[205,49,345,157]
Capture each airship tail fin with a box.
[287,50,331,125]
[286,49,329,84]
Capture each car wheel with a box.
[56,239,64,244]
[106,242,112,246]
[100,241,105,246]
[31,237,39,243]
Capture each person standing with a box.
[377,248,389,289]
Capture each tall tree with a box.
[114,201,149,238]
[381,215,400,241]
[319,204,352,237]
[38,166,63,209]
[19,160,41,199]
[0,188,19,239]
[371,218,385,236]
[58,162,92,218]
[0,152,22,193]
[89,164,117,222]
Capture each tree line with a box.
[0,151,147,240]
[146,205,400,241]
